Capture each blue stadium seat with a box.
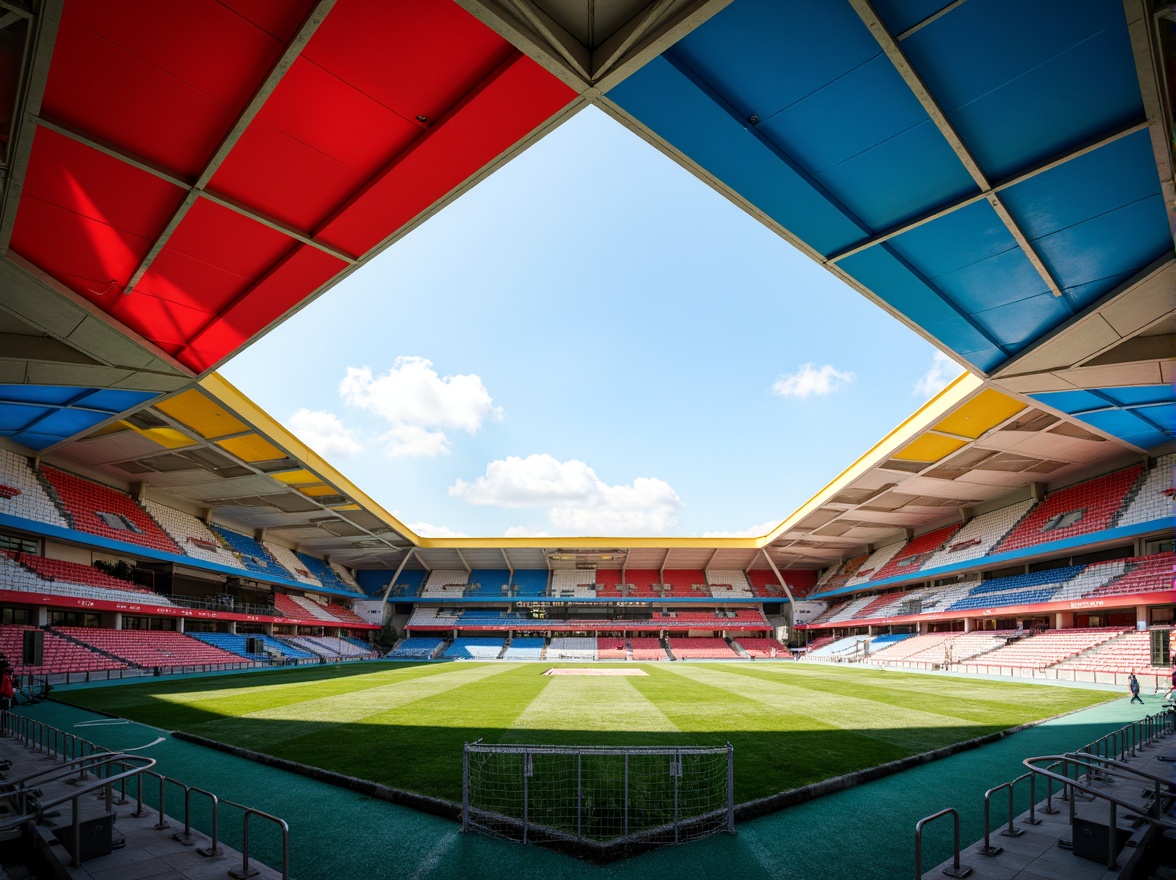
[209,525,281,577]
[511,569,549,596]
[443,637,505,660]
[190,632,314,662]
[465,569,511,598]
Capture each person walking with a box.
[1128,671,1144,705]
[0,665,13,732]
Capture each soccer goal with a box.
[462,742,734,858]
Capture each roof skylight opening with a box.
[222,106,964,539]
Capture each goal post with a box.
[462,742,734,857]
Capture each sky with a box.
[222,106,960,539]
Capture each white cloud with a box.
[288,409,363,458]
[450,454,684,535]
[339,356,502,456]
[703,519,780,538]
[406,521,468,538]
[380,425,450,458]
[771,363,854,399]
[914,351,960,398]
[504,525,551,538]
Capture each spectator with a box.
[0,664,13,730]
[1128,671,1143,705]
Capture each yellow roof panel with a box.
[88,421,132,438]
[156,390,247,439]
[299,485,336,496]
[934,389,1025,440]
[216,434,285,463]
[272,469,320,486]
[892,433,967,463]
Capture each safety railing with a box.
[1022,752,1176,868]
[0,751,157,867]
[2,713,290,878]
[914,708,1174,875]
[979,771,1040,856]
[913,807,971,879]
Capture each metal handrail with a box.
[4,713,288,877]
[1023,756,1176,828]
[0,754,156,868]
[979,771,1040,856]
[914,709,1173,872]
[1022,753,1175,870]
[914,807,972,878]
[0,751,119,794]
[15,756,155,816]
[226,806,290,880]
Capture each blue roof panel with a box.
[871,0,958,35]
[902,0,1144,178]
[0,384,157,451]
[971,291,1073,353]
[1033,196,1170,305]
[837,244,1007,370]
[810,117,974,232]
[753,52,976,231]
[0,406,52,431]
[1028,390,1104,414]
[83,389,162,413]
[608,2,1167,375]
[669,0,881,122]
[0,385,83,405]
[1079,408,1165,445]
[10,432,65,450]
[1101,385,1176,408]
[608,56,867,255]
[32,409,108,437]
[1031,386,1175,450]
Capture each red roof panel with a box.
[107,291,212,356]
[17,0,575,371]
[317,53,575,256]
[121,200,299,351]
[221,0,318,43]
[209,56,419,234]
[180,245,347,372]
[133,199,294,313]
[43,0,287,176]
[304,0,512,123]
[10,127,184,301]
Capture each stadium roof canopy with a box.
[0,0,1171,574]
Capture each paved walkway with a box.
[923,722,1174,880]
[0,730,281,880]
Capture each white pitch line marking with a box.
[121,737,166,751]
[74,719,130,728]
[409,830,458,880]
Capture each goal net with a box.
[462,742,733,857]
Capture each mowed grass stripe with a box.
[252,664,553,801]
[627,665,912,794]
[56,662,1116,806]
[183,663,517,747]
[655,664,988,753]
[715,663,1106,726]
[503,675,680,737]
[67,663,454,729]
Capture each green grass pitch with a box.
[57,661,1114,805]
